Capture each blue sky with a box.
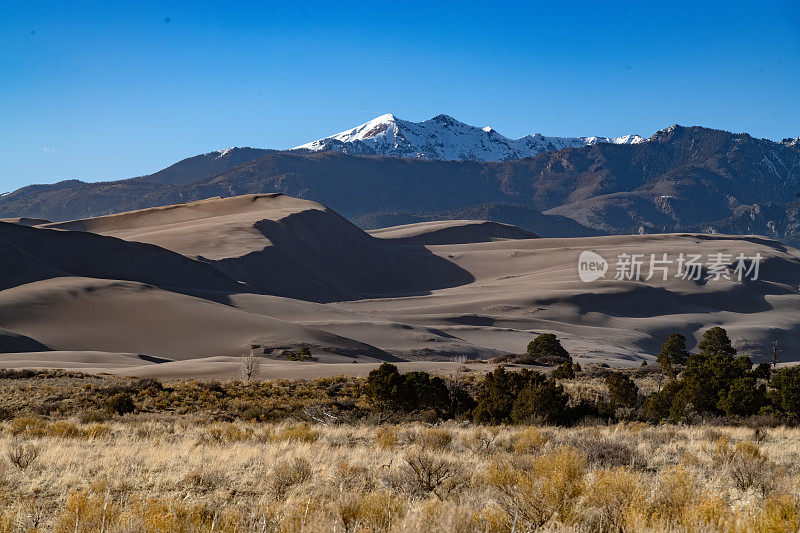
[1,1,799,191]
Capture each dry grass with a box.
[0,418,796,531]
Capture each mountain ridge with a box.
[294,113,644,161]
[2,122,799,245]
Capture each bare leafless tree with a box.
[772,340,782,369]
[241,348,261,382]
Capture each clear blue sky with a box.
[1,1,799,191]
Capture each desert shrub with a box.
[53,489,121,533]
[399,449,466,500]
[511,426,547,453]
[10,416,47,437]
[333,490,405,531]
[526,333,572,365]
[729,441,783,496]
[239,405,266,421]
[48,421,84,438]
[650,465,697,523]
[78,410,111,424]
[106,393,135,415]
[374,425,399,449]
[332,460,369,492]
[580,468,644,532]
[183,468,227,493]
[756,493,800,532]
[268,457,311,499]
[7,441,40,469]
[460,428,500,455]
[487,447,585,528]
[282,349,313,361]
[570,436,644,469]
[272,422,319,443]
[552,362,575,380]
[414,428,452,450]
[356,491,405,530]
[206,422,248,443]
[84,424,111,439]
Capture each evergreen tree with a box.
[510,379,570,424]
[656,333,689,374]
[770,366,800,417]
[472,368,542,424]
[605,372,639,409]
[697,327,736,357]
[364,363,405,410]
[526,333,571,364]
[718,376,766,417]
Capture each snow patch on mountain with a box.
[294,114,644,161]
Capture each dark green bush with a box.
[642,380,684,421]
[510,379,570,424]
[552,362,575,380]
[472,368,540,424]
[526,334,572,364]
[107,393,135,415]
[770,366,800,417]
[718,376,766,417]
[364,363,451,415]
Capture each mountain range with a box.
[2,114,800,244]
[294,113,643,161]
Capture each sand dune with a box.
[369,220,538,245]
[336,233,800,362]
[0,277,394,361]
[2,194,800,375]
[0,327,49,353]
[44,194,473,302]
[0,217,50,226]
[0,220,242,293]
[0,351,162,369]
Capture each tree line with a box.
[364,329,800,425]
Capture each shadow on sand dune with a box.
[208,209,475,303]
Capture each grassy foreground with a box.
[1,417,799,532]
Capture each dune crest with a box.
[369,220,538,245]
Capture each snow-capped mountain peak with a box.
[294,114,644,162]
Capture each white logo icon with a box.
[578,251,608,282]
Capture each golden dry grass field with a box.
[1,417,799,532]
